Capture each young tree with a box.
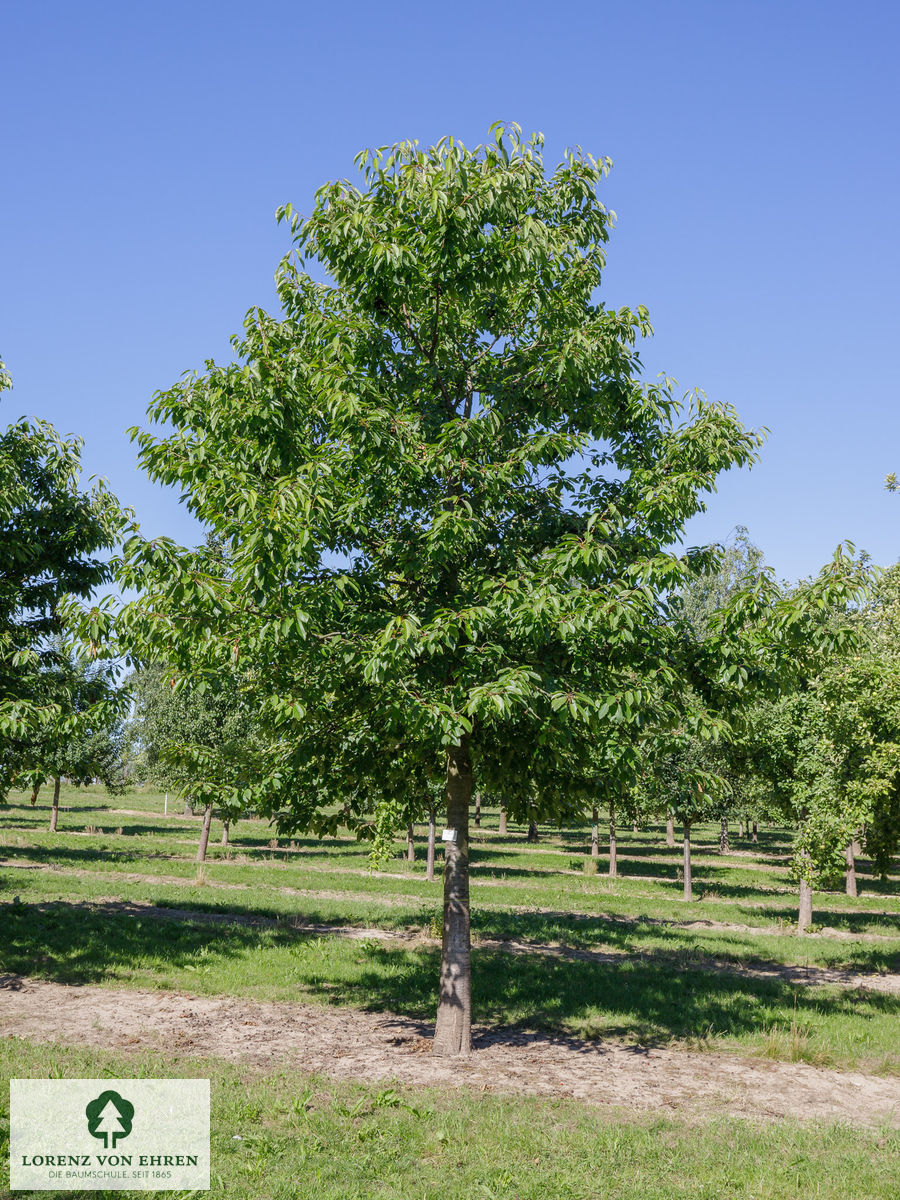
[0,360,124,791]
[129,663,259,859]
[113,127,854,1057]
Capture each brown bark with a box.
[433,741,473,1057]
[526,819,539,842]
[49,777,61,832]
[221,820,230,847]
[407,822,415,863]
[798,878,813,932]
[590,806,599,859]
[683,821,693,901]
[665,815,675,847]
[608,802,617,878]
[845,843,858,897]
[752,821,758,843]
[30,782,42,806]
[737,819,745,838]
[426,801,436,882]
[498,803,507,836]
[632,821,638,835]
[196,803,214,862]
[719,817,730,855]
[474,792,481,828]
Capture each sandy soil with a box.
[1,974,897,1128]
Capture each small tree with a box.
[0,360,124,790]
[129,662,259,859]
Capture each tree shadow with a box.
[3,899,898,1054]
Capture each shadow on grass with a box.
[2,899,899,1046]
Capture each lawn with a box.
[1,1039,898,1200]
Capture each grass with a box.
[1,1038,899,1200]
[1,785,899,1077]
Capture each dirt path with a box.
[0,975,897,1128]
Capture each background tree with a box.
[0,359,124,792]
[129,663,259,858]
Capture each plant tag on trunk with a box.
[441,828,458,842]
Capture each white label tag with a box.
[441,828,457,842]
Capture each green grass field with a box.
[2,784,899,1198]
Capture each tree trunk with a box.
[845,843,858,897]
[608,803,617,878]
[498,803,507,836]
[433,741,473,1057]
[407,822,415,863]
[752,821,758,843]
[196,803,214,863]
[184,800,192,817]
[851,838,862,858]
[665,815,675,848]
[221,820,230,847]
[474,792,481,828]
[632,821,638,835]
[30,782,42,806]
[737,819,745,838]
[590,806,599,859]
[798,878,813,933]
[49,776,61,832]
[683,821,693,901]
[426,801,436,882]
[719,817,730,855]
[526,819,539,842]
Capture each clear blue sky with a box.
[3,0,898,581]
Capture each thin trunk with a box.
[527,819,539,842]
[426,801,436,882]
[665,815,675,848]
[407,822,415,863]
[632,821,638,835]
[498,803,507,836]
[590,806,599,859]
[683,821,693,901]
[752,821,758,843]
[474,792,481,828]
[221,820,230,847]
[49,777,61,832]
[196,803,214,863]
[184,800,192,817]
[845,843,858,897]
[433,741,473,1057]
[798,878,813,932]
[737,819,745,838]
[30,782,42,806]
[719,817,730,855]
[608,803,617,878]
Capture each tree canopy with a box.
[103,127,864,1054]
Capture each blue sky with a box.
[2,0,898,581]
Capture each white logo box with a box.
[10,1079,210,1191]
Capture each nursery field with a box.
[2,784,899,1199]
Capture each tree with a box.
[0,360,124,797]
[10,646,126,830]
[113,126,852,1057]
[129,661,259,860]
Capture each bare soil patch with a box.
[1,975,897,1128]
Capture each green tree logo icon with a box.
[85,1090,134,1149]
